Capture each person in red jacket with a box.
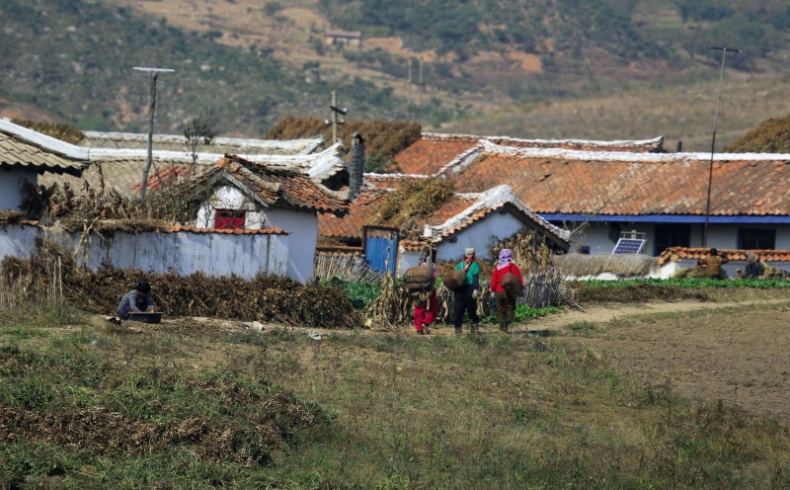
[413,248,439,335]
[489,248,523,332]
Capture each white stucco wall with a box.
[196,185,267,228]
[0,224,38,261]
[436,211,529,264]
[265,208,318,283]
[54,231,290,280]
[0,168,36,211]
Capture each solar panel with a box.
[612,238,646,254]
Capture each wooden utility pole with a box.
[328,90,346,144]
[702,46,740,247]
[133,66,174,200]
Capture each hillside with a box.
[1,0,789,150]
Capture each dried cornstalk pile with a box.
[364,273,412,328]
[522,268,578,309]
[12,118,84,144]
[1,239,361,329]
[314,253,385,284]
[553,253,658,278]
[493,229,553,275]
[368,178,455,240]
[264,116,422,161]
[0,210,24,225]
[39,176,211,229]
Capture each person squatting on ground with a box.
[742,251,765,278]
[413,249,439,335]
[489,248,523,333]
[117,281,156,320]
[698,248,728,279]
[453,247,481,335]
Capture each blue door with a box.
[365,234,398,275]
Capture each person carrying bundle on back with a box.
[413,248,438,335]
[452,247,481,335]
[489,248,523,333]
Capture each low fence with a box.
[0,224,293,281]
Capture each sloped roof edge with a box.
[0,118,89,160]
[427,184,571,244]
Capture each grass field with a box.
[2,287,790,488]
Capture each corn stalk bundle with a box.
[521,267,578,309]
[364,273,412,328]
[314,253,385,284]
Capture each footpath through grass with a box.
[2,298,790,489]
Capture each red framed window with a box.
[214,209,246,229]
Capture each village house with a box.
[194,154,348,282]
[3,122,350,282]
[387,136,790,257]
[0,118,89,211]
[0,119,89,261]
[318,184,570,276]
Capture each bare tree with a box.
[184,117,217,167]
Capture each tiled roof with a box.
[167,225,289,235]
[658,247,790,265]
[40,143,348,199]
[318,188,390,238]
[318,184,570,248]
[80,131,324,156]
[0,119,89,176]
[206,155,348,216]
[447,143,790,217]
[392,132,665,175]
[40,158,212,198]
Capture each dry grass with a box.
[264,116,422,160]
[368,178,454,239]
[554,254,659,278]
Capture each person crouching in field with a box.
[698,248,729,279]
[117,281,156,320]
[413,249,439,335]
[490,248,523,333]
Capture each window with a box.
[738,228,775,250]
[214,209,246,229]
[653,224,690,256]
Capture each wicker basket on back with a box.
[442,269,466,291]
[403,266,434,294]
[501,272,523,298]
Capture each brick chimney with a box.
[349,133,365,201]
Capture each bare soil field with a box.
[530,299,790,419]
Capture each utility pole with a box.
[133,66,174,200]
[702,46,740,247]
[328,90,346,144]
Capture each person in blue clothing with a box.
[453,247,481,335]
[116,281,156,320]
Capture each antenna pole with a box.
[133,67,174,200]
[702,47,739,247]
